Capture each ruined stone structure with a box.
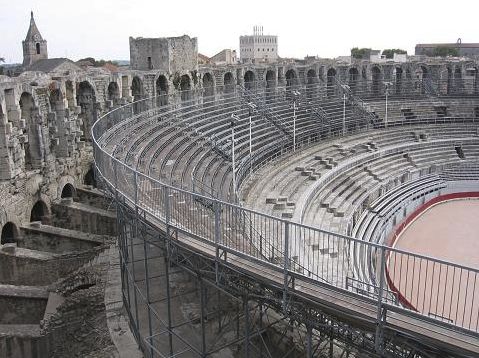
[2,11,479,358]
[129,35,198,72]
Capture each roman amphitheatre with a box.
[0,12,478,358]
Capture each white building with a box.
[239,26,278,64]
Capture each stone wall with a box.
[51,201,117,236]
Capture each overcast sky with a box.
[1,0,477,64]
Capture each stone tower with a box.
[22,11,48,67]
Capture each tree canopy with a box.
[381,49,407,59]
[351,48,371,59]
[432,47,459,57]
[77,57,118,67]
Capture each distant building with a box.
[129,35,198,72]
[239,26,278,64]
[26,58,82,74]
[22,12,48,67]
[210,49,237,65]
[415,40,479,57]
[198,53,211,65]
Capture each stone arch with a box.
[156,75,169,106]
[326,68,336,97]
[348,68,359,92]
[244,70,255,91]
[77,81,97,142]
[61,183,76,199]
[306,69,317,84]
[306,69,317,100]
[202,72,215,98]
[265,70,276,90]
[20,92,42,169]
[30,200,50,224]
[223,72,235,94]
[131,76,144,113]
[180,74,191,102]
[285,69,297,88]
[371,66,382,96]
[1,222,18,244]
[107,82,120,105]
[84,168,97,187]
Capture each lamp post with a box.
[383,82,392,128]
[341,84,350,135]
[247,102,257,176]
[292,90,300,151]
[230,114,239,197]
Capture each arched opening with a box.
[285,69,297,88]
[30,200,49,224]
[371,66,381,96]
[180,74,191,102]
[107,82,120,105]
[307,69,317,85]
[266,70,276,88]
[1,222,18,244]
[326,68,336,97]
[244,71,255,91]
[420,66,429,79]
[306,69,317,100]
[224,72,235,94]
[20,92,41,169]
[348,68,359,93]
[77,81,97,142]
[131,76,144,113]
[419,66,429,94]
[49,89,68,157]
[84,168,97,188]
[36,43,40,55]
[454,67,463,95]
[156,75,168,106]
[202,73,214,99]
[395,68,403,94]
[61,183,75,199]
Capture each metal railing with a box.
[92,83,479,350]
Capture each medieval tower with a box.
[22,11,48,67]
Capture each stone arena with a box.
[0,11,479,358]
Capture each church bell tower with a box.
[22,11,48,67]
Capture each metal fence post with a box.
[283,221,290,313]
[214,201,221,284]
[375,245,387,353]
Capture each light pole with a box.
[247,102,257,176]
[292,90,300,151]
[230,114,239,197]
[341,84,350,135]
[383,82,392,128]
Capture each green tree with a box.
[433,47,459,57]
[351,47,371,59]
[382,49,407,59]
